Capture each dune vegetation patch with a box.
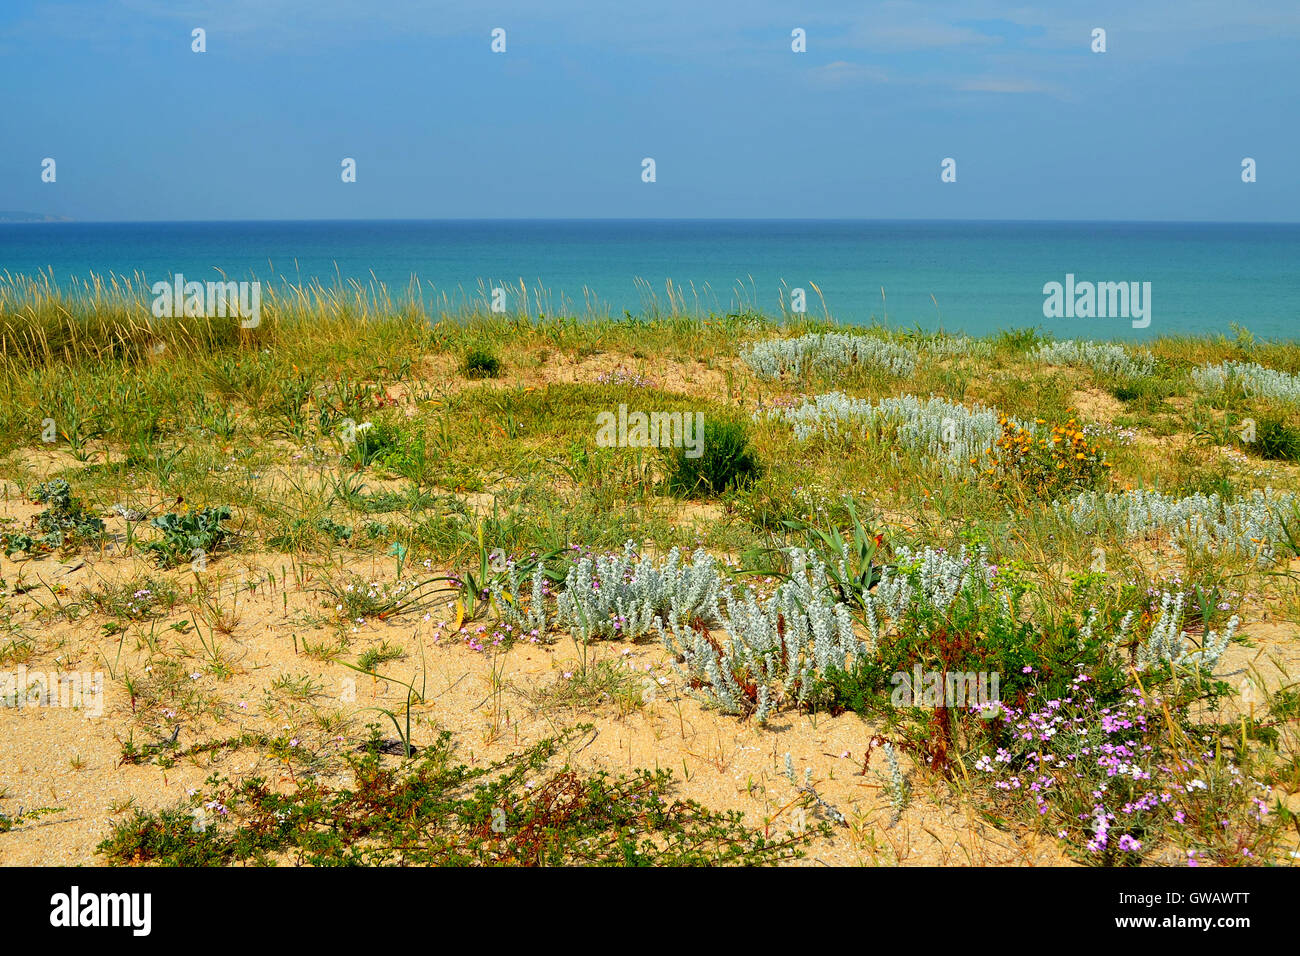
[2,291,1299,867]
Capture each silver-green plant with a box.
[657,548,866,722]
[1057,488,1297,566]
[1137,590,1238,676]
[861,545,1001,648]
[742,333,917,379]
[762,392,1026,474]
[1035,340,1156,378]
[782,752,847,827]
[489,559,549,639]
[554,541,727,643]
[1192,360,1300,406]
[880,741,909,827]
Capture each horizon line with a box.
[6,216,1300,226]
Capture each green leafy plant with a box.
[0,804,63,833]
[461,346,502,379]
[1,530,37,558]
[315,517,353,543]
[663,417,761,498]
[1,480,105,555]
[145,506,233,568]
[348,420,426,478]
[95,727,814,866]
[1253,414,1300,462]
[781,496,885,609]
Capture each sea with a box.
[1,219,1296,341]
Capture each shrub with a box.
[1253,415,1300,462]
[95,729,813,866]
[984,416,1111,502]
[461,346,502,379]
[663,417,761,498]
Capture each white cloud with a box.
[957,75,1055,94]
[807,60,890,87]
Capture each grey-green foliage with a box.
[490,560,549,638]
[1057,488,1297,566]
[880,742,909,827]
[554,541,727,643]
[1191,360,1300,406]
[861,545,1003,648]
[762,392,1025,473]
[656,549,865,722]
[741,333,917,379]
[922,336,994,360]
[1035,340,1156,378]
[1137,590,1238,676]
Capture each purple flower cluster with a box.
[595,366,657,388]
[972,674,1270,863]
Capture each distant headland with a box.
[0,211,72,223]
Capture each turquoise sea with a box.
[1,220,1296,340]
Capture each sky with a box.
[1,0,1297,221]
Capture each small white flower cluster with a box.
[1191,360,1300,406]
[1034,340,1156,379]
[741,333,917,379]
[1057,487,1297,566]
[345,578,415,609]
[762,391,1024,472]
[656,548,864,722]
[1082,421,1137,446]
[553,541,727,643]
[1137,590,1238,675]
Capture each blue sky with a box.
[1,0,1297,221]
